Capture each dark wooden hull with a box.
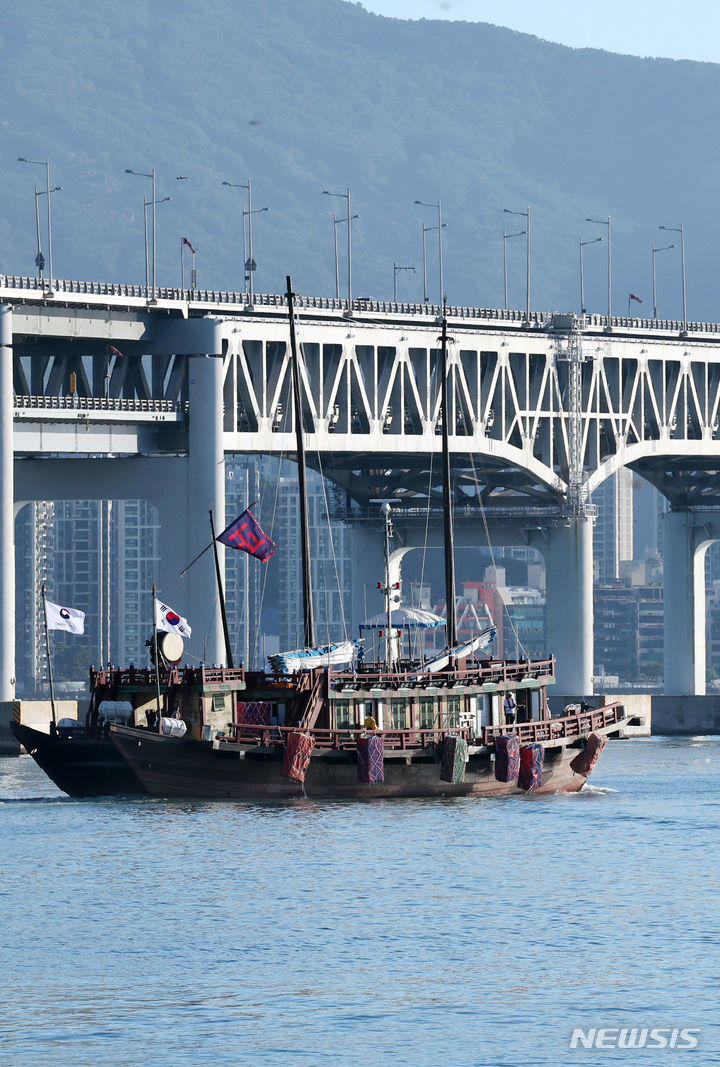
[109,724,610,800]
[11,721,146,798]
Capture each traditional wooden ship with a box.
[18,277,625,799]
[108,278,626,799]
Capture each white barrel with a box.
[202,724,214,742]
[98,700,134,724]
[160,717,187,737]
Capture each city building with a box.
[593,469,634,582]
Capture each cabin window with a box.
[333,700,353,729]
[446,697,461,728]
[387,698,409,730]
[418,697,437,729]
[212,694,227,713]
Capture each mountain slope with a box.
[1,0,718,317]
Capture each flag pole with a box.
[41,584,57,727]
[209,509,234,668]
[152,583,162,726]
[179,540,214,578]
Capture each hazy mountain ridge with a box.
[1,0,719,316]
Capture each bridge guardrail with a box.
[14,395,188,414]
[3,273,720,335]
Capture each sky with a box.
[361,0,720,64]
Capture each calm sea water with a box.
[1,738,718,1066]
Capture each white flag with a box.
[45,600,85,635]
[154,598,192,638]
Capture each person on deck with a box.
[504,693,516,724]
[363,714,379,730]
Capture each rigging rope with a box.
[452,352,529,659]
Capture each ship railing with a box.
[228,723,474,750]
[329,656,555,690]
[481,702,625,745]
[90,664,245,688]
[229,701,624,751]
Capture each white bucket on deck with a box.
[160,717,187,738]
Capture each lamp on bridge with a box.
[504,206,531,322]
[659,224,687,333]
[585,215,612,325]
[125,167,157,300]
[324,189,353,310]
[223,179,268,305]
[503,228,526,311]
[393,263,416,302]
[415,199,445,307]
[651,243,675,321]
[578,235,602,315]
[333,212,359,300]
[18,156,55,295]
[143,197,172,290]
[32,185,62,284]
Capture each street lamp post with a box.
[18,156,54,292]
[415,200,444,305]
[660,224,687,332]
[503,229,526,310]
[421,222,447,303]
[126,168,157,298]
[579,235,602,314]
[32,185,62,281]
[143,197,172,288]
[652,243,675,320]
[393,263,416,302]
[223,179,268,303]
[586,214,612,323]
[333,212,359,300]
[181,237,198,291]
[323,189,353,307]
[504,207,531,320]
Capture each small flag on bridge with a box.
[108,344,125,358]
[217,508,277,562]
[182,237,197,254]
[629,293,643,304]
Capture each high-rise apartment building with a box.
[275,472,353,652]
[593,468,634,582]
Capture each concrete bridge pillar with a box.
[545,515,594,694]
[0,307,15,700]
[184,350,226,666]
[663,511,713,695]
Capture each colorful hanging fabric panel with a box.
[357,734,384,783]
[494,734,520,782]
[570,732,607,776]
[440,735,469,783]
[282,731,315,783]
[237,701,272,726]
[518,743,544,791]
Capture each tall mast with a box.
[209,509,234,667]
[286,275,315,649]
[382,502,394,670]
[439,305,457,649]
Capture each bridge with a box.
[6,272,720,697]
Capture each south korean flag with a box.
[154,598,192,638]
